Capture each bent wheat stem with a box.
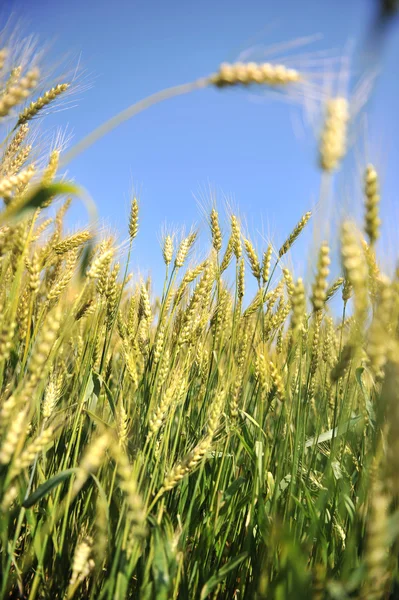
[60,78,210,167]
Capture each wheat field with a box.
[0,19,399,600]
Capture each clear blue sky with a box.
[3,0,399,289]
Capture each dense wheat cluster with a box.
[1,24,399,600]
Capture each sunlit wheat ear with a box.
[138,282,152,323]
[342,277,353,305]
[93,493,108,572]
[0,67,39,117]
[269,361,285,402]
[2,65,22,93]
[0,409,27,465]
[178,263,214,346]
[382,361,399,500]
[0,164,35,202]
[54,230,91,254]
[0,123,29,176]
[27,307,61,381]
[173,259,207,307]
[209,207,222,253]
[115,400,129,448]
[278,211,312,258]
[308,310,322,401]
[282,267,295,299]
[237,258,245,301]
[16,287,29,339]
[122,342,139,387]
[290,277,306,332]
[230,214,242,259]
[174,230,197,268]
[126,290,139,335]
[330,342,354,383]
[105,262,121,321]
[311,242,330,311]
[265,281,284,310]
[277,329,286,359]
[211,286,232,346]
[319,97,350,172]
[42,369,63,419]
[364,164,381,245]
[340,221,368,322]
[87,247,115,280]
[317,53,376,172]
[0,484,18,513]
[39,149,60,209]
[230,332,249,418]
[220,235,234,273]
[31,216,53,242]
[267,297,290,339]
[24,250,39,292]
[48,250,79,305]
[110,443,147,541]
[326,276,344,302]
[367,275,393,377]
[54,196,72,235]
[254,352,272,394]
[261,244,273,285]
[244,237,261,282]
[212,34,337,107]
[206,388,226,436]
[162,233,174,266]
[10,424,54,477]
[362,240,380,302]
[72,433,110,495]
[0,393,16,434]
[152,322,166,364]
[147,384,175,440]
[360,453,390,600]
[2,143,32,179]
[17,82,70,126]
[211,62,301,88]
[0,318,16,363]
[68,536,95,592]
[160,437,210,494]
[129,196,139,241]
[322,317,337,365]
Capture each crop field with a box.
[0,10,399,600]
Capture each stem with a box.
[60,78,210,168]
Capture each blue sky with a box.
[3,0,399,290]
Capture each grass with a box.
[1,24,399,600]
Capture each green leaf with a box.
[92,371,102,401]
[0,181,98,236]
[84,409,111,429]
[355,367,375,426]
[101,375,117,418]
[22,469,107,510]
[278,474,292,495]
[305,416,363,448]
[233,426,256,461]
[0,183,79,225]
[151,527,170,600]
[90,372,116,418]
[200,552,248,600]
[79,239,95,279]
[22,468,79,508]
[241,410,268,441]
[222,477,246,503]
[331,460,343,480]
